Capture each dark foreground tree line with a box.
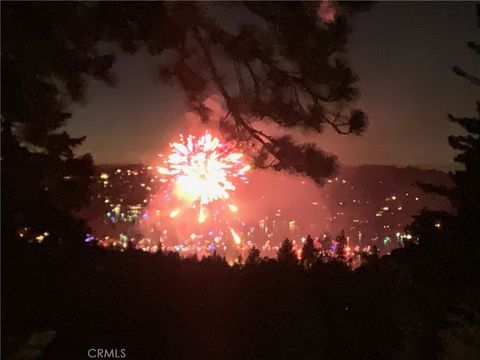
[2,218,479,360]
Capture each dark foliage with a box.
[300,235,317,269]
[335,229,348,261]
[93,1,368,183]
[5,238,471,360]
[1,2,112,249]
[276,238,298,266]
[245,246,261,266]
[0,246,405,360]
[403,5,480,356]
[409,3,480,264]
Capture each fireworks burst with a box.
[146,131,251,255]
[157,131,250,226]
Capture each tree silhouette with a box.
[1,3,117,248]
[245,246,261,266]
[409,4,480,257]
[277,238,298,265]
[300,235,318,269]
[95,2,369,184]
[360,244,379,267]
[334,229,347,262]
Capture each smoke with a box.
[317,1,336,24]
[139,96,227,166]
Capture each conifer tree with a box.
[277,238,298,265]
[335,230,348,262]
[301,235,318,269]
[410,4,480,254]
[245,246,261,266]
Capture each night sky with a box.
[67,2,479,169]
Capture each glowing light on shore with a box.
[169,209,180,218]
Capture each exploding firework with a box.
[157,131,250,224]
[139,130,251,257]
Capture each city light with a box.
[83,160,437,260]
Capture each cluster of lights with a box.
[17,227,50,243]
[83,147,433,260]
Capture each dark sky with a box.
[67,2,479,169]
